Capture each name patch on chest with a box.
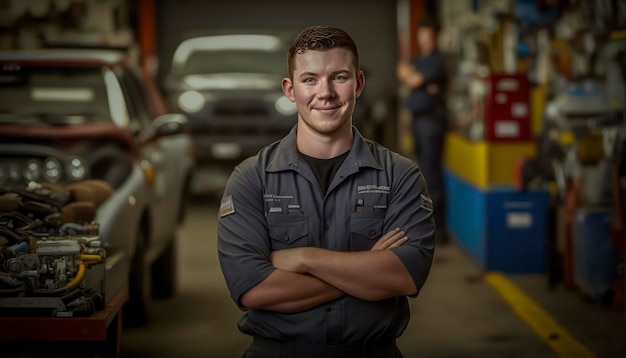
[264,193,294,202]
[357,185,390,194]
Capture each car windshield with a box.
[0,66,113,126]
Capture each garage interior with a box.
[1,0,625,357]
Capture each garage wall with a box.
[154,0,398,105]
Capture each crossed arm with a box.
[397,60,440,94]
[397,60,425,88]
[240,228,416,313]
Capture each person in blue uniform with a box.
[217,25,435,358]
[397,19,448,243]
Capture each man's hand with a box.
[396,61,414,81]
[371,228,408,251]
[397,61,424,88]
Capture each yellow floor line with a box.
[485,272,597,358]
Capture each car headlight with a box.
[43,158,62,182]
[8,163,21,182]
[275,95,297,115]
[178,90,205,113]
[23,159,42,182]
[66,156,88,181]
[0,164,16,184]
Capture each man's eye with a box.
[333,75,347,81]
[303,78,315,83]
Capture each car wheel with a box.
[123,227,151,327]
[151,236,178,299]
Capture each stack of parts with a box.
[0,180,112,317]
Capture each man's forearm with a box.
[240,268,343,313]
[301,248,417,301]
[397,61,425,88]
[269,228,415,301]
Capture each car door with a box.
[119,67,190,253]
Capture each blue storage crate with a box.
[572,208,617,303]
[445,170,549,273]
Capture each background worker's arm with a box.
[241,228,408,312]
[397,59,442,94]
[397,60,425,88]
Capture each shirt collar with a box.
[266,125,383,173]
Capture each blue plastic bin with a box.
[445,170,549,273]
[572,208,617,303]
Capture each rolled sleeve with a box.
[217,159,276,309]
[386,160,435,296]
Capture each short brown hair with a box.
[418,18,440,33]
[287,25,359,79]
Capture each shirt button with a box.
[324,224,330,230]
[284,236,290,242]
[369,230,377,236]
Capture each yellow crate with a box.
[444,131,536,189]
[531,85,547,137]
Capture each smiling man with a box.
[217,25,435,358]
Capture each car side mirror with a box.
[151,113,189,137]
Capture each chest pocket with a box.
[349,212,385,251]
[267,215,309,250]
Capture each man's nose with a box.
[317,79,335,98]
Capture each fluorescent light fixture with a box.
[173,34,282,67]
[183,73,275,90]
[31,88,94,102]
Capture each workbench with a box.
[0,288,127,357]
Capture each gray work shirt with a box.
[217,125,435,344]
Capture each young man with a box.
[218,25,435,358]
[397,19,448,243]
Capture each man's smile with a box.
[313,105,341,114]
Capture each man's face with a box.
[417,27,436,55]
[282,47,364,136]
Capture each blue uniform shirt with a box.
[217,125,435,344]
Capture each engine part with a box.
[0,181,107,317]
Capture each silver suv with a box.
[164,30,297,195]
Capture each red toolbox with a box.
[483,73,532,142]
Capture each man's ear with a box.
[282,77,295,101]
[356,69,365,98]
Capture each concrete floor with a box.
[120,200,626,358]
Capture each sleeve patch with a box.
[420,194,433,212]
[220,195,236,217]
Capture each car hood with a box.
[0,122,136,156]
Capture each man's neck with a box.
[419,47,436,57]
[296,122,353,159]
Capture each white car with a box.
[0,48,195,325]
